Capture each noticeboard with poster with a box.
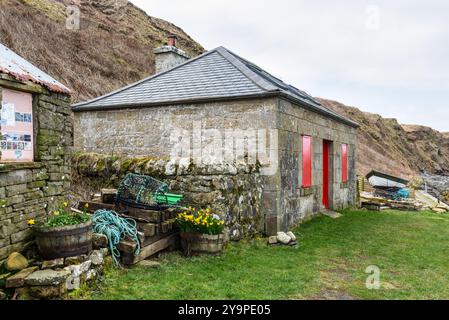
[0,88,34,162]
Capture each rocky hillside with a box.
[320,98,449,178]
[1,0,447,179]
[0,0,204,102]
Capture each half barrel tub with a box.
[33,220,93,260]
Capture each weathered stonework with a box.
[71,154,264,240]
[73,97,357,236]
[0,74,73,261]
[271,98,358,232]
[154,45,190,74]
[2,249,110,300]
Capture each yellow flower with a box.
[63,201,68,207]
[27,219,35,226]
[54,211,60,216]
[84,203,89,209]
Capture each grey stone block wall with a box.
[73,98,278,158]
[73,96,357,236]
[274,98,357,232]
[71,155,263,240]
[0,78,72,261]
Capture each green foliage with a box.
[39,200,90,228]
[92,209,449,300]
[176,207,225,235]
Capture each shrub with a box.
[29,201,90,228]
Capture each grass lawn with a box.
[90,209,449,300]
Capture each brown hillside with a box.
[319,98,449,178]
[1,1,447,179]
[0,0,205,102]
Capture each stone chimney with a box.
[153,35,190,74]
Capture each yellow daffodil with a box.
[27,219,35,226]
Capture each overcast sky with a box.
[131,0,449,132]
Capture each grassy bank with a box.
[91,209,449,300]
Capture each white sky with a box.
[131,0,449,131]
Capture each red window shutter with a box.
[342,144,348,183]
[302,136,312,187]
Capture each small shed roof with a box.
[0,43,71,94]
[73,46,359,128]
[366,170,409,188]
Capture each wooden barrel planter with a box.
[33,220,93,260]
[180,232,225,256]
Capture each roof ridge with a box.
[73,48,219,108]
[215,47,279,93]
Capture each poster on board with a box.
[0,89,34,162]
[0,102,15,126]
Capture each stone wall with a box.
[71,153,264,240]
[0,77,73,262]
[265,98,358,233]
[73,98,277,157]
[73,96,357,236]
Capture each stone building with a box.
[72,39,358,235]
[0,43,72,261]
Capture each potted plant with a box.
[29,201,92,260]
[177,207,226,256]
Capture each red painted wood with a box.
[342,144,348,183]
[322,140,329,208]
[302,136,312,187]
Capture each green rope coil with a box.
[92,209,141,268]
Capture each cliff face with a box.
[0,0,205,102]
[1,1,447,180]
[319,98,449,178]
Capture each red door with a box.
[322,140,330,208]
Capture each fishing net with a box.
[116,173,184,210]
[116,173,169,209]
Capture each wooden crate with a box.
[121,233,179,265]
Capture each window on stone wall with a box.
[342,143,348,183]
[302,135,312,187]
[0,88,34,163]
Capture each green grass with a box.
[92,209,449,300]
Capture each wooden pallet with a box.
[121,233,179,265]
[79,200,181,265]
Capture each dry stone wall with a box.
[71,153,264,240]
[0,78,73,262]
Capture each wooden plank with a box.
[101,189,118,204]
[161,219,176,234]
[137,231,145,244]
[78,201,115,214]
[137,222,158,237]
[118,212,150,223]
[123,233,178,265]
[142,232,174,247]
[117,240,137,254]
[116,205,163,223]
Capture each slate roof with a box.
[73,46,358,128]
[0,43,71,94]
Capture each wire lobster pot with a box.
[116,173,183,211]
